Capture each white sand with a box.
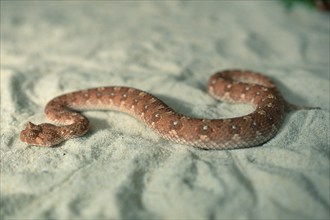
[1,1,329,219]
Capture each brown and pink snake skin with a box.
[20,70,318,149]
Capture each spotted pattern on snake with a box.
[20,70,317,149]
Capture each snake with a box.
[20,70,317,149]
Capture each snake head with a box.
[20,122,61,147]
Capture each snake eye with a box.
[28,130,38,139]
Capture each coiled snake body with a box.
[20,70,315,149]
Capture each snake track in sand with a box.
[20,70,315,149]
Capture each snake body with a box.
[20,70,293,149]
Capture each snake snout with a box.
[20,122,41,144]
